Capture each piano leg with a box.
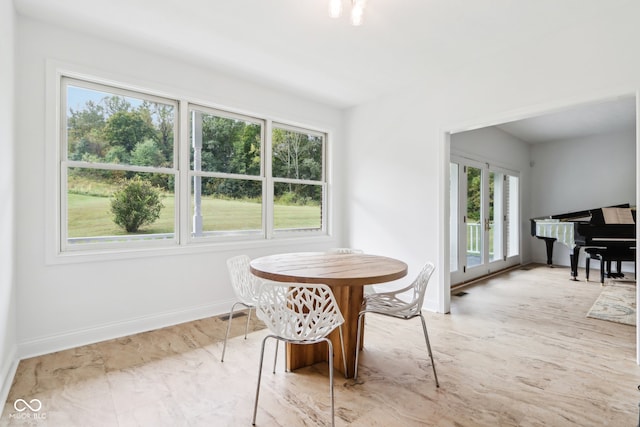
[613,260,624,278]
[541,237,556,266]
[569,246,581,281]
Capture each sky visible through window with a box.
[67,86,143,116]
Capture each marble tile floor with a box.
[2,264,640,426]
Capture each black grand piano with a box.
[530,204,636,280]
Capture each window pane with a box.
[191,177,262,237]
[272,127,323,181]
[66,84,175,168]
[190,110,262,175]
[67,169,175,244]
[273,183,322,231]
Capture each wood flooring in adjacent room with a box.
[2,264,639,426]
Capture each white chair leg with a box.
[221,301,243,362]
[419,313,439,387]
[284,343,288,372]
[252,335,271,425]
[272,340,279,374]
[244,307,252,339]
[325,338,335,427]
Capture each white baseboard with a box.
[0,346,19,418]
[18,300,233,360]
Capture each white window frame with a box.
[187,104,267,243]
[60,77,180,253]
[270,122,327,238]
[50,69,330,261]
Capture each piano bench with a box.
[585,247,636,284]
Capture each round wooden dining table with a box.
[250,252,408,378]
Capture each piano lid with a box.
[531,203,631,222]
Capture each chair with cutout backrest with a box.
[252,281,347,427]
[327,247,364,254]
[221,255,264,362]
[354,261,439,387]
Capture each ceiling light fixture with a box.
[329,0,367,26]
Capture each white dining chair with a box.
[354,262,439,387]
[327,247,364,254]
[221,254,263,362]
[252,282,347,427]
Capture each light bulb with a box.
[329,0,343,18]
[350,0,365,26]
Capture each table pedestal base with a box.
[286,285,364,378]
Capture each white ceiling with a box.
[495,97,636,144]
[13,0,634,108]
[13,0,637,141]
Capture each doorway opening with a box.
[443,93,637,298]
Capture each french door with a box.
[450,156,520,285]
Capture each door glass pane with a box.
[450,163,459,272]
[466,166,482,267]
[506,175,520,257]
[489,172,504,262]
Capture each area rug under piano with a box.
[587,282,636,326]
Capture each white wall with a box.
[451,125,533,264]
[530,129,636,219]
[346,1,640,313]
[0,0,18,408]
[344,90,445,307]
[14,17,345,358]
[530,129,636,268]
